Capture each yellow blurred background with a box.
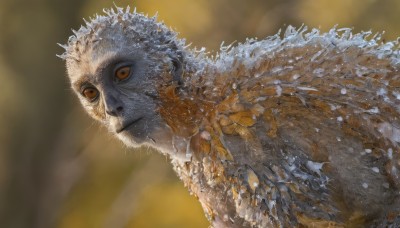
[0,1,399,227]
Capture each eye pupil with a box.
[116,66,131,80]
[83,87,98,101]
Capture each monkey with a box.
[59,7,400,227]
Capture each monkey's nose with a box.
[106,106,123,116]
[104,95,124,117]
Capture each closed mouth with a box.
[116,117,143,133]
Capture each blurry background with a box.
[0,0,399,227]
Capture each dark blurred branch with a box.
[0,0,87,227]
[34,109,89,228]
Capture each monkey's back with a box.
[162,27,400,227]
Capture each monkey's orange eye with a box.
[115,66,131,81]
[82,87,99,101]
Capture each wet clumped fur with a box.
[60,7,400,228]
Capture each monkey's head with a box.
[60,7,190,149]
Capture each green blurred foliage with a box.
[0,1,399,228]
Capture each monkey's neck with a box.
[156,61,238,160]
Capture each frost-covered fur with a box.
[61,7,400,228]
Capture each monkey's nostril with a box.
[106,109,116,116]
[106,106,124,116]
[106,106,123,117]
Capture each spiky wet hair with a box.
[58,6,187,64]
[58,6,400,70]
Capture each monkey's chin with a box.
[115,130,147,148]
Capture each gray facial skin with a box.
[64,15,189,154]
[69,50,179,151]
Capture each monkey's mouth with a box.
[116,117,144,133]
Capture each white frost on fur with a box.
[378,122,400,143]
[306,161,325,176]
[213,25,400,76]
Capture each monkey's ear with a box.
[171,56,183,86]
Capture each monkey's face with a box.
[67,39,176,147]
